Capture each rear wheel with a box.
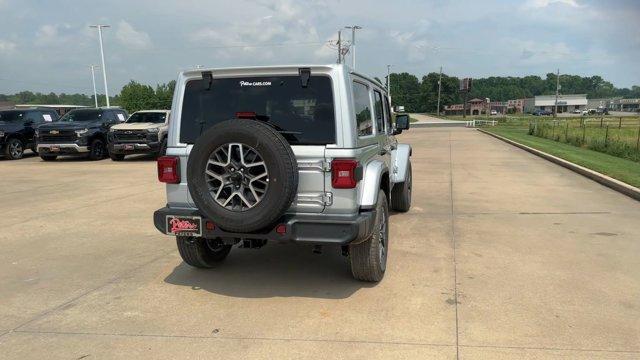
[391,161,412,212]
[88,139,106,160]
[177,237,232,268]
[110,153,125,161]
[4,138,24,160]
[350,189,389,282]
[40,155,57,161]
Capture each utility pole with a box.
[344,25,362,69]
[90,65,99,108]
[436,66,443,116]
[554,68,560,118]
[89,24,111,107]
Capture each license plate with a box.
[166,215,202,236]
[50,146,60,152]
[124,144,134,151]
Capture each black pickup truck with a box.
[36,108,128,161]
[0,108,59,160]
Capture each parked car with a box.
[572,109,582,114]
[490,110,498,115]
[0,108,59,160]
[36,107,128,161]
[108,110,170,161]
[532,109,552,116]
[153,64,413,282]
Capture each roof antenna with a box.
[202,71,213,90]
[298,68,311,88]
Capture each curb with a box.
[477,128,640,202]
[412,121,467,128]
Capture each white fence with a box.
[465,119,497,128]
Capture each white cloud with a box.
[525,0,581,8]
[516,40,572,65]
[116,20,151,49]
[388,30,431,62]
[187,0,327,62]
[0,39,16,54]
[35,23,77,46]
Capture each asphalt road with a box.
[0,128,638,359]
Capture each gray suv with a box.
[153,64,412,282]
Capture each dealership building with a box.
[524,94,588,114]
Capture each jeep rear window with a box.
[180,75,336,145]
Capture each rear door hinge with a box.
[323,192,333,206]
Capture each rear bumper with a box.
[37,143,89,154]
[153,206,376,245]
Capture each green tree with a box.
[390,72,422,112]
[154,80,176,109]
[118,80,156,113]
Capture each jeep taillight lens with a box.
[331,159,359,189]
[158,156,180,184]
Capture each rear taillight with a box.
[331,159,360,189]
[157,156,180,184]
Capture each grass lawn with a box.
[482,126,640,188]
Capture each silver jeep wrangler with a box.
[153,64,412,282]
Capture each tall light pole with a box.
[437,66,443,116]
[89,24,111,107]
[90,65,99,108]
[344,25,362,69]
[554,68,560,118]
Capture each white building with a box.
[524,94,587,114]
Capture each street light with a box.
[344,25,362,69]
[90,65,100,108]
[89,24,111,107]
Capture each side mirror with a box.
[394,114,410,135]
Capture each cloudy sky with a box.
[0,0,639,95]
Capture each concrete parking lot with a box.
[0,127,638,359]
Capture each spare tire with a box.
[187,119,298,232]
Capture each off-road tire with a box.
[4,138,24,160]
[177,236,232,268]
[110,153,125,161]
[350,190,389,282]
[40,155,57,161]
[187,119,298,232]
[391,161,412,212]
[88,139,106,160]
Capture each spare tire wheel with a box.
[187,119,298,232]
